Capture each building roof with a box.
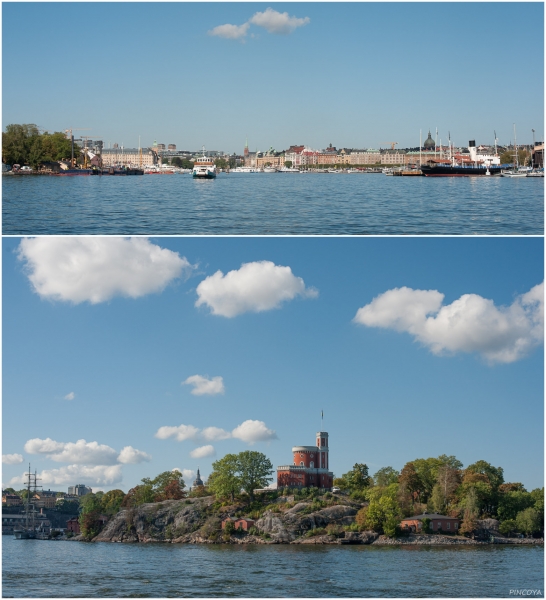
[423,131,436,149]
[401,513,459,521]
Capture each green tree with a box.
[373,467,399,487]
[497,491,533,522]
[101,489,126,515]
[459,487,479,536]
[412,455,462,501]
[2,123,39,165]
[208,454,241,502]
[284,160,293,168]
[398,462,423,502]
[358,493,400,536]
[140,471,186,501]
[430,484,446,514]
[78,493,104,539]
[516,508,541,537]
[214,157,228,169]
[421,517,432,534]
[499,519,518,536]
[237,450,273,501]
[55,499,80,514]
[340,463,371,491]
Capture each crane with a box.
[65,128,91,167]
[79,136,103,168]
[382,142,399,151]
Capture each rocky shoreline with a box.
[68,497,543,547]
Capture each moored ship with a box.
[421,140,505,176]
[192,147,217,179]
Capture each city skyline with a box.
[3,237,543,493]
[3,3,544,152]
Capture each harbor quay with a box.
[2,124,544,176]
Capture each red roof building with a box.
[277,430,334,490]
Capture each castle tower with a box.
[316,431,329,470]
[276,429,333,490]
[244,137,249,158]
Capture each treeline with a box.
[334,456,544,537]
[59,451,543,540]
[2,124,77,168]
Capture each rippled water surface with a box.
[2,537,543,598]
[3,173,543,235]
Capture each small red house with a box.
[221,517,255,532]
[400,513,460,533]
[67,517,81,534]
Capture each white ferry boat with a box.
[192,147,217,179]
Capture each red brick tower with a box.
[277,430,333,490]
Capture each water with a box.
[2,174,543,235]
[2,537,543,598]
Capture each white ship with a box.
[192,147,217,179]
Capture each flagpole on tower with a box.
[321,410,324,431]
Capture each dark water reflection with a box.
[3,174,543,235]
[2,537,543,597]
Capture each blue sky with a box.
[3,3,544,152]
[2,236,544,492]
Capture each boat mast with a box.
[419,130,422,167]
[513,124,518,169]
[25,463,31,531]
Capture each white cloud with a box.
[231,420,278,444]
[117,446,152,464]
[195,260,318,317]
[172,468,196,487]
[156,420,277,445]
[201,426,232,442]
[154,424,200,442]
[17,237,193,304]
[354,283,544,364]
[2,454,23,465]
[190,445,216,459]
[64,392,75,401]
[249,8,310,34]
[183,375,225,396]
[208,22,249,39]
[10,465,123,487]
[24,437,150,465]
[24,438,119,465]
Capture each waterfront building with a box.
[350,150,382,165]
[101,147,158,168]
[256,148,285,169]
[67,484,92,496]
[221,517,255,531]
[168,144,176,151]
[2,494,22,506]
[66,517,81,534]
[277,430,334,490]
[32,492,58,509]
[400,513,460,533]
[381,150,407,165]
[532,142,544,168]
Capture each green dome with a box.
[423,131,435,149]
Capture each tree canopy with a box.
[3,124,77,168]
[208,450,273,502]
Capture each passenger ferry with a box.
[192,147,217,179]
